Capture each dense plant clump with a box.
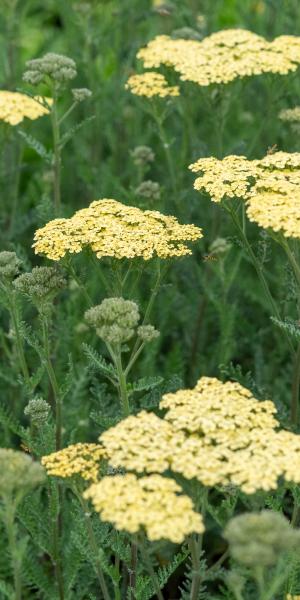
[2,2,300,599]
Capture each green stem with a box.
[4,501,22,600]
[291,343,300,426]
[152,107,176,195]
[115,349,130,416]
[10,291,30,385]
[129,538,138,600]
[188,535,202,600]
[76,492,111,600]
[68,263,92,305]
[227,205,295,356]
[279,237,300,424]
[128,261,164,366]
[41,315,62,450]
[139,542,164,600]
[124,341,145,377]
[52,493,65,600]
[51,93,61,214]
[8,140,23,238]
[255,566,265,600]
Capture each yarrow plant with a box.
[3,4,300,600]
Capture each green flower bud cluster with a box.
[72,88,92,102]
[137,324,160,342]
[23,53,77,86]
[24,397,51,427]
[224,511,300,568]
[85,298,140,344]
[135,180,161,201]
[131,145,155,166]
[0,449,45,501]
[14,266,66,304]
[0,251,22,281]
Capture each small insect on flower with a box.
[202,253,218,262]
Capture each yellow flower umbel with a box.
[0,91,51,125]
[100,410,184,473]
[84,473,204,543]
[42,443,106,483]
[101,376,300,494]
[190,151,300,239]
[160,377,300,493]
[125,72,179,98]
[33,198,202,260]
[136,30,300,88]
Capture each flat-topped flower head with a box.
[0,91,51,125]
[33,198,202,261]
[126,72,179,98]
[190,151,300,238]
[160,376,278,437]
[97,376,300,494]
[84,473,204,543]
[42,443,106,482]
[137,30,300,88]
[159,377,300,493]
[100,410,184,473]
[189,155,259,202]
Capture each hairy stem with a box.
[10,291,30,385]
[4,502,22,600]
[227,205,295,356]
[129,539,138,600]
[41,315,62,450]
[115,349,130,417]
[139,542,164,600]
[51,93,61,214]
[76,492,111,600]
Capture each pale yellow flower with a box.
[126,72,179,98]
[0,91,51,125]
[42,443,106,482]
[137,30,300,88]
[190,151,300,238]
[33,198,202,260]
[84,473,204,543]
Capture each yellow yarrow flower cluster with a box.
[190,151,300,238]
[33,198,202,260]
[287,595,300,600]
[126,72,179,98]
[0,91,51,125]
[160,377,278,437]
[137,30,300,87]
[41,443,106,482]
[84,473,204,543]
[100,410,185,473]
[101,376,300,494]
